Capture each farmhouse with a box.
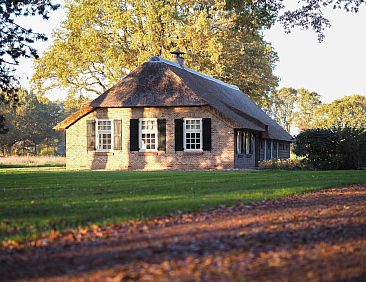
[55,51,292,170]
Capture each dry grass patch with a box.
[0,155,65,168]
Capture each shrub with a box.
[39,147,56,156]
[258,159,303,170]
[294,127,366,170]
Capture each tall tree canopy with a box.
[31,0,279,107]
[0,0,59,133]
[269,87,297,132]
[227,0,366,41]
[313,95,366,128]
[0,0,59,94]
[269,87,322,132]
[294,88,322,131]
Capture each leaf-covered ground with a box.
[1,185,366,282]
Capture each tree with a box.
[15,95,63,152]
[0,0,59,92]
[269,87,297,132]
[0,90,65,155]
[227,0,366,41]
[294,128,338,169]
[31,0,279,107]
[0,0,59,132]
[0,115,8,134]
[313,95,366,128]
[63,94,91,113]
[294,127,366,169]
[294,88,322,130]
[0,88,29,154]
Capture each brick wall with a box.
[66,106,236,170]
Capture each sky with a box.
[264,8,366,103]
[16,2,366,103]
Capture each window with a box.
[184,118,202,151]
[273,141,278,159]
[250,133,254,154]
[235,130,254,155]
[245,132,253,154]
[240,131,253,154]
[266,140,272,160]
[236,130,243,154]
[139,118,158,151]
[96,120,113,151]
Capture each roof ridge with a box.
[148,56,240,91]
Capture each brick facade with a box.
[66,106,236,170]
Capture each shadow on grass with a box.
[1,207,366,281]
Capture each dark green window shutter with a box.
[130,119,139,151]
[202,118,211,151]
[175,119,184,151]
[158,119,166,151]
[114,120,122,150]
[87,120,96,151]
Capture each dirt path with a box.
[1,185,366,282]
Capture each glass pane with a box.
[141,127,157,150]
[236,131,241,154]
[185,119,201,131]
[98,120,111,131]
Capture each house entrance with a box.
[234,129,259,169]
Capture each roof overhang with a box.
[54,105,94,131]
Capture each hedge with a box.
[294,127,366,170]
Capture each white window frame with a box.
[264,140,267,160]
[96,119,114,152]
[139,118,158,152]
[183,118,203,152]
[236,130,243,154]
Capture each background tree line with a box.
[270,88,366,170]
[0,90,89,156]
[269,87,366,133]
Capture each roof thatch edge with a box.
[54,105,94,131]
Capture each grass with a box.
[0,156,65,168]
[1,168,366,243]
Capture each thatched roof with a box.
[56,57,292,141]
[91,61,207,108]
[54,105,94,130]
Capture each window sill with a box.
[138,151,164,156]
[94,151,114,156]
[183,150,204,155]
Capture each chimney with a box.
[170,49,185,66]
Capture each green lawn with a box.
[1,168,366,243]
